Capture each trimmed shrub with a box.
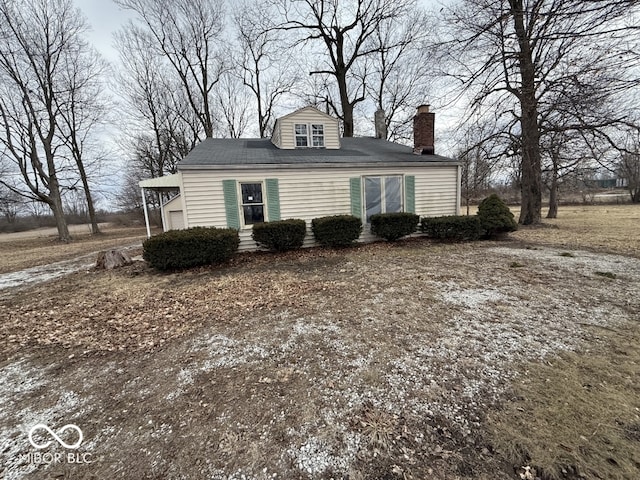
[370,212,420,242]
[421,215,483,241]
[477,194,518,238]
[312,215,363,247]
[143,227,239,270]
[252,219,307,252]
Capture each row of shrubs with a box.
[252,194,517,250]
[143,194,517,270]
[251,212,428,251]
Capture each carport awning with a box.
[139,173,182,238]
[139,173,181,190]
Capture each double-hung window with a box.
[295,124,308,147]
[364,175,403,222]
[240,182,264,225]
[295,123,324,148]
[311,124,324,147]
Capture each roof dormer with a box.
[271,106,341,150]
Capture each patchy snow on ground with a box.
[0,360,91,480]
[1,244,639,479]
[0,243,141,292]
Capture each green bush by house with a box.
[421,215,483,241]
[312,215,363,247]
[477,194,518,238]
[143,227,239,270]
[370,212,420,241]
[252,219,307,252]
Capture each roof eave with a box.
[178,160,461,171]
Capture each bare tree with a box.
[234,1,298,138]
[273,0,415,137]
[455,121,499,214]
[618,133,640,203]
[114,0,227,139]
[115,25,200,179]
[365,8,433,142]
[0,182,23,223]
[215,72,252,139]
[436,0,640,224]
[0,0,98,241]
[54,39,108,234]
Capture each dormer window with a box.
[311,124,324,147]
[295,124,308,147]
[295,123,325,148]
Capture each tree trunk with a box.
[511,0,542,225]
[547,164,559,219]
[76,159,100,234]
[336,70,354,137]
[48,178,70,242]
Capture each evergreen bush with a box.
[370,212,420,241]
[252,219,307,252]
[312,215,362,247]
[477,194,518,238]
[421,215,483,241]
[143,227,239,270]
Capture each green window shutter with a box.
[265,178,281,221]
[222,179,240,229]
[405,175,416,213]
[350,177,362,218]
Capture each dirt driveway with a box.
[1,235,639,479]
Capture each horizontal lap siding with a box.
[162,195,185,231]
[279,110,340,150]
[181,165,458,251]
[415,167,459,217]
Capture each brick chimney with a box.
[374,109,387,139]
[413,104,435,155]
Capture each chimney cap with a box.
[416,104,431,114]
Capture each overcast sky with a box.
[75,0,130,62]
[76,0,444,64]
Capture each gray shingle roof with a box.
[178,137,457,168]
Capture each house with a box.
[139,105,461,251]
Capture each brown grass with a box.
[0,225,150,274]
[511,204,640,257]
[489,321,640,480]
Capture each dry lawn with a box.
[0,225,150,274]
[0,205,639,480]
[511,204,640,257]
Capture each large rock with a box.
[96,249,133,270]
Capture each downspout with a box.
[141,188,151,238]
[456,164,462,215]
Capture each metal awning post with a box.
[158,191,166,232]
[141,187,151,238]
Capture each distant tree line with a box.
[1,0,639,242]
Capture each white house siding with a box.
[181,165,459,252]
[275,108,341,150]
[162,195,185,230]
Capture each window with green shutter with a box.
[240,183,265,225]
[362,175,404,222]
